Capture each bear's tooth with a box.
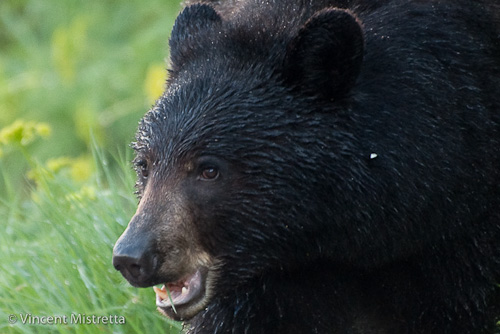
[182,286,188,294]
[154,286,168,300]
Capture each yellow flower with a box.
[51,16,88,84]
[69,155,94,183]
[0,120,52,147]
[0,120,25,145]
[144,63,167,104]
[45,155,94,183]
[46,157,73,173]
[36,123,52,138]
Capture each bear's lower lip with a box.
[153,268,208,320]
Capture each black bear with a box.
[112,0,500,333]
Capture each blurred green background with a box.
[0,0,184,333]
[0,0,181,195]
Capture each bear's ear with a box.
[283,8,364,100]
[169,4,222,71]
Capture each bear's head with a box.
[112,3,364,321]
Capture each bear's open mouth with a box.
[153,267,209,320]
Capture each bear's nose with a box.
[112,230,157,286]
[112,253,155,281]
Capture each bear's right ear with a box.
[283,8,364,100]
[169,4,222,71]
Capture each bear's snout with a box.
[112,225,158,287]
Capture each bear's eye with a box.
[136,159,149,178]
[200,167,219,181]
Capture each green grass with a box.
[0,0,185,333]
[0,146,183,333]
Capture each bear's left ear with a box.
[283,8,364,100]
[169,4,222,72]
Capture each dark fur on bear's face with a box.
[113,0,500,333]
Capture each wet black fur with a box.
[129,0,500,333]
